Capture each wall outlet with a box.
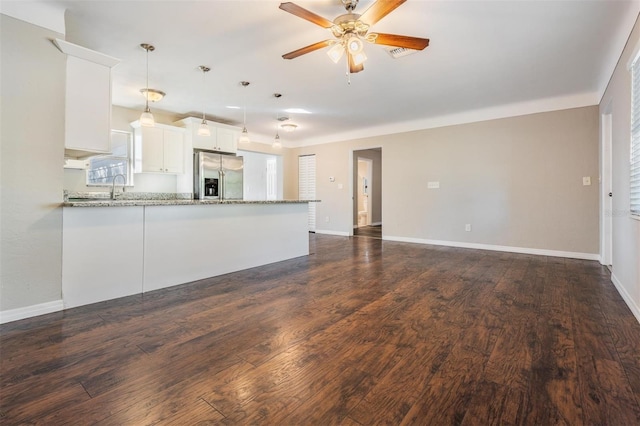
[582,176,591,186]
[465,224,471,232]
[325,216,330,223]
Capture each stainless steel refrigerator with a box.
[194,150,243,200]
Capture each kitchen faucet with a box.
[111,174,126,200]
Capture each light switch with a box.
[427,181,440,189]
[583,176,591,186]
[337,183,343,190]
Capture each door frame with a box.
[349,147,382,237]
[600,107,613,266]
[357,157,374,227]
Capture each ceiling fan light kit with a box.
[279,0,429,79]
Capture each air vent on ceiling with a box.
[386,47,418,59]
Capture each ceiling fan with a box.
[279,0,429,74]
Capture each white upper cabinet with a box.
[54,39,120,159]
[131,122,186,174]
[176,117,239,154]
[216,127,239,153]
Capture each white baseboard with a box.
[611,273,640,325]
[383,236,600,261]
[0,300,64,324]
[315,229,350,237]
[371,222,382,226]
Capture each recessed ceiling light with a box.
[284,108,311,114]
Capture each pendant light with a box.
[273,129,282,149]
[140,43,155,127]
[197,66,211,137]
[238,81,250,144]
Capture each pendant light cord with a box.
[145,47,150,110]
[202,68,206,121]
[243,87,247,128]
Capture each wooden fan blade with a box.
[282,40,332,60]
[348,53,364,73]
[359,0,406,26]
[279,2,334,28]
[370,33,429,50]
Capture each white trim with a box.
[371,222,382,226]
[627,32,640,71]
[315,229,350,237]
[383,236,600,261]
[0,1,66,34]
[0,300,64,324]
[53,39,120,68]
[611,273,640,325]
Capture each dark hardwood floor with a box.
[354,225,382,239]
[2,234,640,425]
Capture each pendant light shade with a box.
[327,42,345,64]
[198,119,210,137]
[197,66,211,137]
[238,81,250,144]
[140,43,155,127]
[272,132,282,149]
[140,107,154,127]
[238,127,250,144]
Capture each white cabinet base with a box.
[62,203,309,308]
[62,207,144,308]
[143,203,309,292]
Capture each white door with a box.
[299,155,316,232]
[601,112,613,267]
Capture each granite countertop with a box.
[62,191,319,207]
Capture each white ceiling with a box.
[8,0,640,146]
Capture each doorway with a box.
[352,148,382,238]
[357,157,373,227]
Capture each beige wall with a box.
[1,16,66,311]
[291,106,599,254]
[599,15,640,320]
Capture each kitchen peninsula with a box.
[62,195,315,308]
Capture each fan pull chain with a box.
[346,54,351,85]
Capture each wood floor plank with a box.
[2,235,640,425]
[460,380,528,425]
[400,341,488,425]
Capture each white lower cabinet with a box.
[62,207,144,308]
[132,122,185,174]
[61,203,310,309]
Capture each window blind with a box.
[632,56,640,216]
[298,154,316,232]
